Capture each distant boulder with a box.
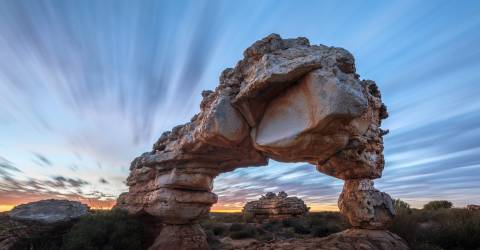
[243,191,309,222]
[467,204,480,210]
[9,199,89,223]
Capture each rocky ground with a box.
[1,209,480,249]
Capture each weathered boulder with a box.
[242,192,309,221]
[116,33,398,250]
[338,179,395,229]
[2,200,90,249]
[9,199,89,223]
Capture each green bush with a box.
[423,200,453,210]
[63,210,145,250]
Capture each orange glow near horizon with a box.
[0,205,15,212]
[210,203,339,213]
[0,197,116,212]
[2,197,338,213]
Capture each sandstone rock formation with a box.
[9,199,89,223]
[116,34,404,250]
[242,191,309,221]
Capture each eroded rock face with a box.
[117,34,400,249]
[339,179,395,229]
[242,192,309,221]
[9,199,89,224]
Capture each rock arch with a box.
[116,34,406,250]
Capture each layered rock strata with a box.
[242,191,309,221]
[116,34,404,250]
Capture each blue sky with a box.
[0,0,479,211]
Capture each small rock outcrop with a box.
[116,34,405,250]
[9,199,89,223]
[242,192,309,221]
[467,204,480,210]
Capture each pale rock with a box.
[9,199,89,224]
[253,68,368,163]
[338,179,395,229]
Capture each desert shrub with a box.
[205,229,221,249]
[390,208,480,250]
[256,232,274,241]
[281,217,310,234]
[311,223,342,237]
[11,220,73,250]
[208,212,244,223]
[230,230,253,239]
[276,228,295,239]
[394,199,411,212]
[261,221,282,232]
[389,208,420,246]
[212,224,228,236]
[423,200,453,210]
[228,223,257,239]
[63,210,145,250]
[415,243,444,250]
[229,223,245,232]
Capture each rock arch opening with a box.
[116,34,405,250]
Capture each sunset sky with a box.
[1,0,479,212]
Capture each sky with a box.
[0,0,479,212]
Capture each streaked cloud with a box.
[0,0,479,211]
